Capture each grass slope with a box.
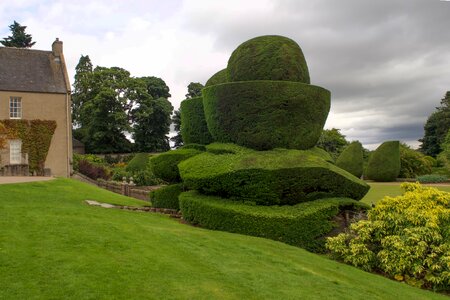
[0,179,445,299]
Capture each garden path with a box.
[0,176,55,185]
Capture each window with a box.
[10,140,22,164]
[9,97,22,119]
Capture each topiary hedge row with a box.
[202,81,330,150]
[150,148,202,183]
[179,146,369,205]
[180,191,369,252]
[366,141,400,182]
[150,183,184,210]
[227,35,310,83]
[336,141,364,178]
[180,97,213,145]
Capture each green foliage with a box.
[205,142,252,155]
[140,76,171,99]
[317,128,350,161]
[185,82,204,98]
[180,143,206,151]
[366,141,401,182]
[416,174,448,183]
[180,191,368,252]
[205,69,228,87]
[420,92,450,157]
[179,145,370,205]
[170,109,183,148]
[125,153,150,172]
[1,21,35,48]
[150,184,184,210]
[72,55,93,127]
[336,142,364,177]
[150,148,202,183]
[203,81,330,150]
[327,183,450,291]
[131,169,162,186]
[399,143,433,178]
[227,35,310,83]
[180,97,213,145]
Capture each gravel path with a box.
[0,176,55,185]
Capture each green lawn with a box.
[0,178,446,299]
[362,182,450,205]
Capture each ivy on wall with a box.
[0,119,57,175]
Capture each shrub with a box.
[125,153,150,172]
[336,142,364,178]
[179,146,370,205]
[366,141,400,182]
[78,159,110,180]
[326,183,450,291]
[416,174,448,183]
[150,149,202,183]
[205,142,253,155]
[399,144,432,178]
[180,97,213,145]
[205,69,228,87]
[202,81,330,150]
[180,143,206,151]
[132,169,162,186]
[150,184,184,210]
[180,191,368,252]
[227,35,310,83]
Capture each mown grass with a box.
[0,178,446,299]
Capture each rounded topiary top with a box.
[227,35,310,83]
[205,69,228,87]
[366,141,400,182]
[336,141,364,178]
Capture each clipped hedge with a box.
[180,191,368,252]
[205,69,228,87]
[125,153,150,172]
[203,81,330,150]
[150,148,202,183]
[180,143,206,151]
[336,141,364,178]
[179,146,370,205]
[366,141,400,182]
[180,97,213,145]
[227,35,310,83]
[150,183,184,210]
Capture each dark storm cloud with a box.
[183,0,450,148]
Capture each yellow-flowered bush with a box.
[326,183,449,291]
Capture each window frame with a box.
[9,96,22,119]
[9,139,22,165]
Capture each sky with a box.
[1,0,449,149]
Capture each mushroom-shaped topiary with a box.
[205,69,228,87]
[227,35,310,83]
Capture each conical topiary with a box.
[336,141,364,178]
[366,141,400,182]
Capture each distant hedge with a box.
[150,149,202,183]
[366,141,400,182]
[125,153,150,172]
[227,35,310,83]
[205,69,228,87]
[336,142,364,178]
[202,81,330,150]
[179,147,369,205]
[180,97,213,145]
[150,184,184,210]
[180,191,368,252]
[180,143,206,151]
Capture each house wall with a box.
[0,91,72,177]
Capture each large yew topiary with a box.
[180,97,213,145]
[205,69,228,87]
[203,81,330,150]
[227,35,310,83]
[336,141,364,178]
[149,148,202,183]
[366,141,401,182]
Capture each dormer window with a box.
[9,96,22,119]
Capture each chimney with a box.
[52,38,63,57]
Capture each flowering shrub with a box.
[326,183,450,291]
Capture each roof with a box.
[0,47,69,94]
[72,138,84,147]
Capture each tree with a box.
[185,82,204,98]
[316,128,349,160]
[399,143,432,178]
[1,21,35,48]
[170,109,183,148]
[419,91,450,157]
[72,55,93,127]
[141,76,171,99]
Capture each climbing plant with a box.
[1,120,57,175]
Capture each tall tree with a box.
[170,109,183,148]
[1,21,35,48]
[316,128,349,160]
[419,91,450,157]
[141,76,171,99]
[185,82,204,98]
[72,55,93,127]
